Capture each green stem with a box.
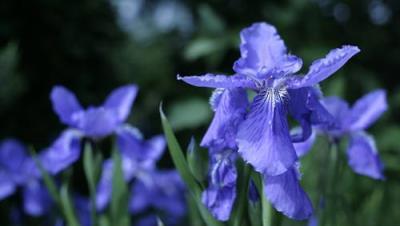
[320,140,341,226]
[83,141,98,226]
[231,162,251,226]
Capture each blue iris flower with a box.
[0,139,52,217]
[179,22,360,220]
[297,90,387,180]
[40,85,138,174]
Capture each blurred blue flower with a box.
[130,170,186,224]
[50,84,138,138]
[40,85,138,174]
[202,151,237,221]
[0,139,52,216]
[307,90,386,180]
[96,127,166,211]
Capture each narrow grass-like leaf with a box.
[60,182,80,226]
[252,171,272,226]
[160,104,223,226]
[110,149,130,226]
[187,137,209,185]
[230,160,251,226]
[83,142,98,225]
[188,194,206,226]
[30,149,61,206]
[157,218,165,226]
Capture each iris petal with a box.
[292,128,316,158]
[347,132,384,180]
[234,22,302,77]
[347,89,387,131]
[22,181,51,216]
[290,45,360,88]
[237,92,297,176]
[202,186,236,221]
[103,84,138,123]
[177,74,256,89]
[74,107,121,138]
[0,170,16,200]
[117,125,165,165]
[201,88,248,150]
[288,87,334,142]
[40,129,82,175]
[0,139,31,184]
[264,166,313,220]
[50,86,83,126]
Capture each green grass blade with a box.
[60,182,80,226]
[30,149,61,206]
[230,160,251,226]
[110,149,130,226]
[83,142,98,225]
[160,104,224,226]
[252,172,272,226]
[186,137,209,185]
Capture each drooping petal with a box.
[22,180,51,216]
[292,128,316,158]
[289,45,360,88]
[288,87,334,142]
[177,74,257,89]
[103,84,138,122]
[130,170,186,218]
[237,92,297,176]
[129,179,151,213]
[74,107,120,138]
[209,153,237,187]
[264,165,313,220]
[0,139,30,184]
[150,171,186,217]
[0,170,16,200]
[346,89,387,131]
[40,129,82,175]
[321,96,351,135]
[116,125,165,166]
[347,132,384,180]
[202,151,237,221]
[202,186,236,221]
[201,88,248,151]
[50,86,83,126]
[233,22,302,78]
[96,156,138,211]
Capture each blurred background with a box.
[0,0,399,225]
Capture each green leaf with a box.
[30,148,61,206]
[252,172,272,226]
[60,182,80,226]
[184,38,225,61]
[83,142,98,225]
[110,149,130,226]
[168,98,212,130]
[198,4,225,34]
[230,160,251,226]
[188,194,206,226]
[187,137,209,184]
[160,104,224,226]
[157,218,165,226]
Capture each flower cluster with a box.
[178,22,386,221]
[0,85,186,226]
